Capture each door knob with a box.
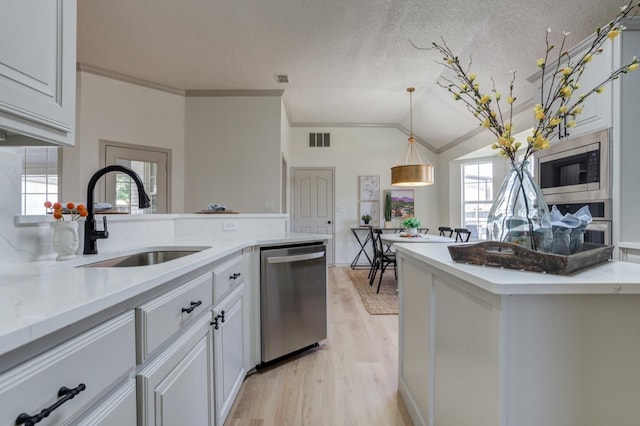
[327,220,332,224]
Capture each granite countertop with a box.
[394,243,640,295]
[0,233,329,357]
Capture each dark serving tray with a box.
[447,241,614,275]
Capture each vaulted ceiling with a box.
[77,0,629,153]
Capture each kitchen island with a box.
[395,243,640,426]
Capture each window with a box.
[102,141,170,214]
[20,147,60,215]
[462,162,493,240]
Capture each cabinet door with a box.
[0,0,76,145]
[76,379,136,426]
[137,316,213,426]
[213,285,246,426]
[531,38,613,140]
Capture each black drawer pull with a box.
[181,300,202,314]
[229,272,241,280]
[219,310,226,323]
[16,383,86,425]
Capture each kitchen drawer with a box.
[136,272,213,363]
[213,255,245,304]
[0,311,135,426]
[76,379,136,425]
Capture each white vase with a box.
[407,227,418,236]
[52,221,79,260]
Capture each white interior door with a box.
[292,168,335,265]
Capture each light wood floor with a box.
[225,266,412,426]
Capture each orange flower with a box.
[45,200,87,221]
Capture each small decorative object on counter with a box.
[207,202,226,211]
[361,214,372,225]
[51,221,79,260]
[549,204,592,254]
[486,161,552,252]
[401,217,421,236]
[45,201,87,260]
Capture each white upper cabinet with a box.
[528,34,613,141]
[0,0,77,146]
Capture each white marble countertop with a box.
[394,243,640,296]
[0,233,328,357]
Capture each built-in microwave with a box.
[535,128,610,204]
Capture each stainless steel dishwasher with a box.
[260,242,327,365]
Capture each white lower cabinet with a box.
[137,314,214,426]
[0,311,135,425]
[76,379,137,426]
[212,284,247,426]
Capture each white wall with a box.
[184,96,282,214]
[289,126,440,265]
[68,72,186,211]
[280,98,291,218]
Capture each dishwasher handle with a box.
[266,251,325,264]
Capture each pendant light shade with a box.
[391,88,434,186]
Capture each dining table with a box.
[380,233,455,244]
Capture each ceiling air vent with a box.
[309,133,330,148]
[275,74,289,83]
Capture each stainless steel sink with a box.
[79,247,209,268]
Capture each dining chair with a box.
[454,228,471,242]
[369,228,397,293]
[418,228,429,234]
[438,226,453,237]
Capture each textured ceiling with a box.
[77,0,630,153]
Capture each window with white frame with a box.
[462,162,493,240]
[21,147,60,215]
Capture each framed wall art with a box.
[358,175,380,201]
[386,189,414,220]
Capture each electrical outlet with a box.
[223,221,238,231]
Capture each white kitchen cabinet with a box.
[76,379,136,426]
[136,272,213,363]
[528,32,613,141]
[0,0,77,146]
[0,311,135,425]
[212,284,247,426]
[137,314,214,426]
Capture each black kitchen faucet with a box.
[83,165,151,254]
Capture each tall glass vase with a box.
[486,161,552,252]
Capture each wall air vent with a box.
[275,74,290,83]
[309,133,330,148]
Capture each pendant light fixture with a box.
[391,87,434,186]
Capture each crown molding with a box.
[76,63,185,95]
[185,89,284,97]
